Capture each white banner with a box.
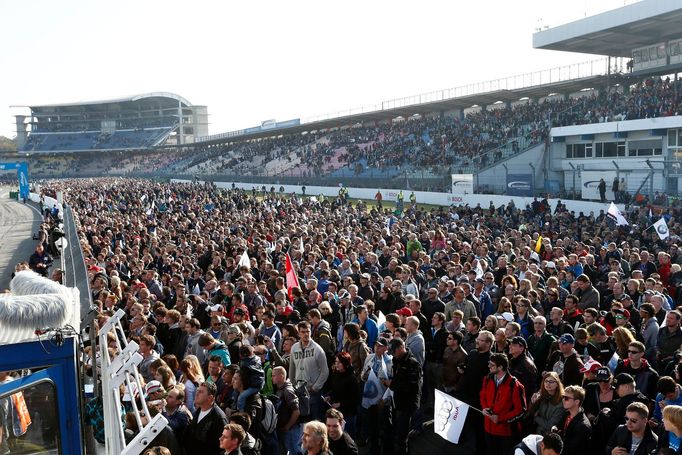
[581,171,617,201]
[451,174,473,195]
[434,390,469,444]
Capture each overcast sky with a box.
[0,0,637,139]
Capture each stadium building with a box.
[14,93,207,153]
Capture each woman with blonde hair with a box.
[662,405,682,454]
[179,355,204,413]
[527,371,565,434]
[495,297,513,316]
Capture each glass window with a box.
[657,44,667,59]
[595,143,603,157]
[678,129,682,146]
[618,143,626,156]
[585,144,593,157]
[0,380,61,454]
[649,47,657,60]
[565,144,573,158]
[670,130,678,147]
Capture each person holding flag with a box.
[361,336,393,454]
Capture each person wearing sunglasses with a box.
[555,385,591,455]
[613,340,659,399]
[605,401,658,455]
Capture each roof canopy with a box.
[28,92,192,113]
[533,0,682,57]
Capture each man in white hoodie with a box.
[512,433,563,455]
[289,320,330,420]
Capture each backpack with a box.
[260,394,280,434]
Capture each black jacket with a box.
[328,432,359,455]
[509,353,538,403]
[183,403,228,455]
[559,409,592,455]
[426,327,448,363]
[460,349,490,407]
[605,424,657,455]
[390,351,422,411]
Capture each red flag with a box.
[285,253,300,301]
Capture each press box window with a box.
[595,142,625,158]
[628,139,662,157]
[566,143,592,158]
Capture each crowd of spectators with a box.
[18,177,682,455]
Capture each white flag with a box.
[607,351,620,373]
[607,202,629,226]
[654,217,670,240]
[238,249,250,269]
[376,311,387,332]
[362,369,385,409]
[434,390,469,444]
[474,260,484,279]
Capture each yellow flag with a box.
[534,236,543,254]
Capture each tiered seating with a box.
[23,127,175,152]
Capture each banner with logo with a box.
[451,174,473,195]
[18,163,29,199]
[506,174,533,196]
[581,171,616,201]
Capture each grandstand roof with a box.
[533,0,682,57]
[25,92,193,112]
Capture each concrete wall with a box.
[475,143,546,193]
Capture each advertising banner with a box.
[451,174,473,194]
[506,173,533,196]
[581,171,617,201]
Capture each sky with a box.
[0,0,638,139]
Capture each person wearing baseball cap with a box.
[509,336,538,402]
[579,358,602,381]
[582,367,614,423]
[396,307,412,326]
[609,372,649,425]
[546,333,584,386]
[360,334,393,453]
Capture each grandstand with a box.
[15,93,207,153]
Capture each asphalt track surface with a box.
[0,186,42,291]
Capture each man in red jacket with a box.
[480,353,526,455]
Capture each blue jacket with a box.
[353,317,378,349]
